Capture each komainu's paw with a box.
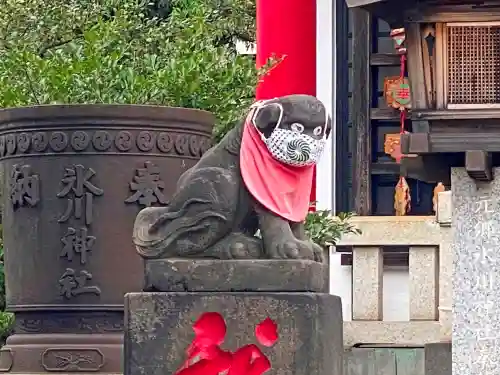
[267,238,315,261]
[311,241,326,263]
[229,237,264,259]
[204,232,264,259]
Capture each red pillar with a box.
[256,0,317,208]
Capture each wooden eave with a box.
[412,109,500,121]
[345,0,419,25]
[402,109,500,155]
[345,0,500,25]
[344,0,385,7]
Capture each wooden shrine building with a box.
[345,0,500,215]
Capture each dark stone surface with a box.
[144,259,329,293]
[124,292,343,375]
[133,94,332,263]
[1,105,213,309]
[0,332,122,374]
[425,342,451,375]
[0,104,213,374]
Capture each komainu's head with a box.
[249,94,331,167]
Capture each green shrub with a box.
[0,313,13,346]
[0,0,261,344]
[304,211,361,248]
[0,229,14,344]
[0,0,262,141]
[0,233,5,312]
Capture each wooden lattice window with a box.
[445,22,500,109]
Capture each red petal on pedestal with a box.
[193,312,227,345]
[228,344,255,375]
[175,313,228,375]
[175,351,233,375]
[229,344,271,375]
[248,356,271,375]
[177,314,277,375]
[255,318,278,347]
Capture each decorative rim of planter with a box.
[0,104,215,131]
[0,104,215,161]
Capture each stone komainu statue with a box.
[133,94,331,263]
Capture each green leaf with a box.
[304,210,361,248]
[0,0,263,141]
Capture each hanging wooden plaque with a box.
[390,28,406,54]
[384,133,403,162]
[384,76,412,110]
[394,176,411,216]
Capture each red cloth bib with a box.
[240,115,314,222]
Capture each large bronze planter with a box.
[0,105,214,373]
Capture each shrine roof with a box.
[345,0,385,6]
[345,0,500,26]
[346,0,497,6]
[345,0,418,25]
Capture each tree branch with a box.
[38,30,83,58]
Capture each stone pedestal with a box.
[124,259,343,375]
[452,168,500,375]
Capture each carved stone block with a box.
[126,259,341,375]
[144,259,329,293]
[452,168,500,375]
[436,190,451,226]
[124,292,343,375]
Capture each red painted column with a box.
[256,0,317,208]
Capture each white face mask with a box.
[250,100,329,167]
